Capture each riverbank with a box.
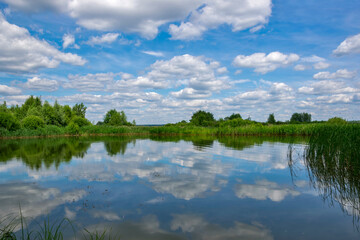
[1,123,359,139]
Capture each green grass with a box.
[0,214,119,240]
[1,123,359,139]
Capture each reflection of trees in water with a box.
[0,138,91,170]
[0,136,138,170]
[289,125,360,225]
[103,137,136,156]
[218,136,305,151]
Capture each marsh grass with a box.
[289,124,360,227]
[0,212,118,240]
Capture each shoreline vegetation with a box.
[1,96,359,139]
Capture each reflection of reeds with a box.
[289,124,360,227]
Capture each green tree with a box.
[72,103,87,118]
[225,113,242,121]
[0,112,20,131]
[190,110,215,126]
[267,113,276,124]
[63,105,73,125]
[0,101,7,112]
[104,109,128,126]
[22,116,45,129]
[290,112,311,123]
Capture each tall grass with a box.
[289,124,360,225]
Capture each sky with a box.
[0,0,359,124]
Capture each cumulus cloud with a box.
[298,80,358,95]
[170,88,212,99]
[0,84,22,95]
[21,76,59,92]
[64,72,120,92]
[234,179,300,202]
[0,0,67,13]
[333,33,360,56]
[87,33,120,45]
[62,33,75,49]
[2,0,273,40]
[169,0,272,40]
[146,54,230,91]
[0,13,86,73]
[233,52,299,74]
[313,69,356,80]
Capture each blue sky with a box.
[0,0,359,124]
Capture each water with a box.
[0,136,359,239]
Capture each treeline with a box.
[168,110,347,128]
[0,96,133,134]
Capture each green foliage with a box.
[66,122,80,134]
[72,103,87,118]
[104,109,129,126]
[327,117,347,124]
[290,112,311,123]
[0,112,20,131]
[267,113,276,124]
[190,110,215,126]
[26,106,42,117]
[22,115,45,130]
[70,116,91,127]
[63,105,73,125]
[0,101,7,112]
[225,113,242,120]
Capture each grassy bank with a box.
[1,123,359,139]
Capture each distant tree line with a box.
[0,96,134,132]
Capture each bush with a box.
[22,116,45,129]
[70,116,91,127]
[327,117,347,124]
[0,112,20,131]
[66,122,80,134]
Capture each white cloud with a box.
[141,51,164,57]
[298,80,358,95]
[0,84,22,95]
[64,72,120,92]
[146,54,230,91]
[0,13,86,73]
[3,0,272,40]
[294,64,306,71]
[87,33,120,45]
[333,33,360,56]
[234,179,300,202]
[170,88,212,99]
[313,61,330,70]
[313,69,356,80]
[169,0,272,40]
[233,52,300,74]
[22,76,59,92]
[62,33,75,49]
[0,0,67,13]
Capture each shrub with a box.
[0,112,20,131]
[66,122,80,134]
[22,116,45,129]
[327,117,347,124]
[70,116,91,127]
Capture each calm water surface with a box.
[0,136,359,239]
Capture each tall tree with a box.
[290,112,311,123]
[267,113,276,124]
[72,103,87,118]
[190,110,215,126]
